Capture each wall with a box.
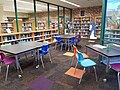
[0,4,3,21]
[73,6,102,17]
[3,11,28,21]
[29,6,102,21]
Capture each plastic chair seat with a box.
[80,59,96,67]
[4,57,16,65]
[111,63,120,72]
[39,50,48,56]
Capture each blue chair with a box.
[38,44,52,68]
[74,50,98,84]
[67,37,75,51]
[75,35,81,47]
[55,37,64,51]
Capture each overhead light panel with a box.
[60,0,80,7]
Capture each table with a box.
[86,44,120,72]
[59,35,76,39]
[0,41,47,76]
[60,35,76,51]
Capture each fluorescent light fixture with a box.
[16,0,57,10]
[60,0,80,7]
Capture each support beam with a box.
[48,3,50,28]
[70,9,72,22]
[100,0,107,45]
[63,7,65,35]
[33,0,37,28]
[58,6,60,34]
[14,0,19,32]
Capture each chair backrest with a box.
[42,44,49,52]
[71,37,75,43]
[55,34,59,36]
[76,35,81,42]
[73,45,77,58]
[56,37,62,43]
[77,50,84,63]
[0,52,6,62]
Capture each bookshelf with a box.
[37,21,46,30]
[105,29,120,43]
[73,16,101,39]
[22,20,35,32]
[0,22,14,33]
[95,16,101,38]
[81,16,91,38]
[0,29,58,45]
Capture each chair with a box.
[75,35,81,47]
[0,52,23,81]
[74,50,98,84]
[55,37,64,51]
[67,37,76,51]
[110,63,120,90]
[38,44,52,68]
[71,45,89,66]
[1,43,12,57]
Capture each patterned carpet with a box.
[0,39,118,90]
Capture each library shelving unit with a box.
[50,22,58,29]
[37,21,46,30]
[22,21,35,32]
[80,16,91,38]
[33,31,44,42]
[0,29,58,45]
[95,16,102,38]
[73,17,81,34]
[73,16,101,39]
[104,29,120,43]
[0,21,15,33]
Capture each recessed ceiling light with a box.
[60,0,80,7]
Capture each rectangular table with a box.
[86,44,120,72]
[0,41,48,76]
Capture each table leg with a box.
[106,58,110,73]
[15,55,22,78]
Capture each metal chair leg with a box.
[79,68,85,84]
[61,44,63,51]
[0,62,2,73]
[40,56,45,68]
[118,72,120,90]
[71,45,73,51]
[74,61,78,74]
[48,52,52,64]
[5,65,9,81]
[71,56,74,66]
[93,66,98,82]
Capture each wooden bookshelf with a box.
[73,16,101,39]
[0,29,58,45]
[0,21,14,33]
[37,21,46,30]
[95,16,102,38]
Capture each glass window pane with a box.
[105,0,120,43]
[17,0,34,32]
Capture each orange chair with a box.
[71,45,89,66]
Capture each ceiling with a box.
[39,0,102,8]
[1,0,102,13]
